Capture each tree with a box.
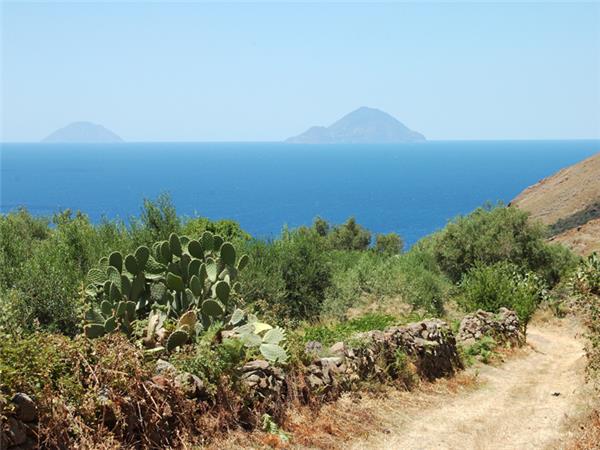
[375,233,403,255]
[328,217,371,251]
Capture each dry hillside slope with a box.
[511,151,600,255]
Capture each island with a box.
[286,106,425,144]
[42,122,123,143]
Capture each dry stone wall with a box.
[2,310,524,448]
[457,307,524,346]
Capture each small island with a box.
[286,106,425,144]
[42,122,123,143]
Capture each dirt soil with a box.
[348,323,590,450]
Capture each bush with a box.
[239,229,331,324]
[11,238,83,335]
[182,217,251,242]
[0,208,49,290]
[130,193,181,244]
[327,217,371,251]
[430,203,575,284]
[301,313,398,347]
[322,249,449,318]
[459,262,545,332]
[375,232,403,255]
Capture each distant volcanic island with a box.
[42,122,123,143]
[286,107,425,144]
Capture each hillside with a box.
[511,151,600,255]
[43,122,123,143]
[286,107,425,144]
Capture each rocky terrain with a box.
[512,151,600,255]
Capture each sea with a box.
[1,140,599,246]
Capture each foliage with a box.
[183,216,251,242]
[569,253,600,380]
[459,262,546,330]
[322,249,449,318]
[429,203,576,285]
[375,232,403,255]
[461,335,497,365]
[326,216,371,251]
[240,229,332,323]
[0,208,49,290]
[301,313,398,347]
[130,193,181,244]
[0,331,83,400]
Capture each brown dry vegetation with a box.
[511,151,600,256]
[511,152,600,227]
[550,218,600,257]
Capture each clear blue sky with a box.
[1,1,599,142]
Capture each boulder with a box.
[11,393,37,423]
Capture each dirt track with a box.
[351,324,590,450]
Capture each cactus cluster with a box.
[83,247,154,338]
[83,231,249,350]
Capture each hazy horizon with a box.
[2,1,599,142]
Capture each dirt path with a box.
[350,324,590,450]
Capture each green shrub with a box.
[0,331,83,399]
[375,232,403,255]
[182,217,251,242]
[327,217,371,251]
[0,209,49,290]
[301,313,398,347]
[430,203,575,284]
[459,262,544,332]
[130,193,181,245]
[11,238,83,335]
[239,229,331,323]
[461,335,497,365]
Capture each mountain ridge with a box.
[286,107,425,144]
[42,122,123,143]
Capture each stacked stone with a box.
[239,360,285,401]
[1,393,38,450]
[457,307,524,346]
[303,319,462,390]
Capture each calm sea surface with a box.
[1,141,599,245]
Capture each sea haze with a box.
[1,141,599,246]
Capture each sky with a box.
[1,1,599,142]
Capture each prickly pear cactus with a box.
[83,232,249,350]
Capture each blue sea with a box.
[1,141,599,246]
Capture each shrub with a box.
[459,262,544,332]
[301,313,397,347]
[0,208,49,290]
[130,193,181,244]
[375,232,403,255]
[430,203,575,284]
[10,238,83,335]
[182,216,251,242]
[327,217,371,251]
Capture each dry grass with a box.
[206,372,479,450]
[566,409,600,450]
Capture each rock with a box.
[6,417,27,446]
[330,341,346,355]
[155,359,177,377]
[242,360,270,371]
[304,340,323,356]
[174,372,206,399]
[457,308,523,346]
[11,394,37,423]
